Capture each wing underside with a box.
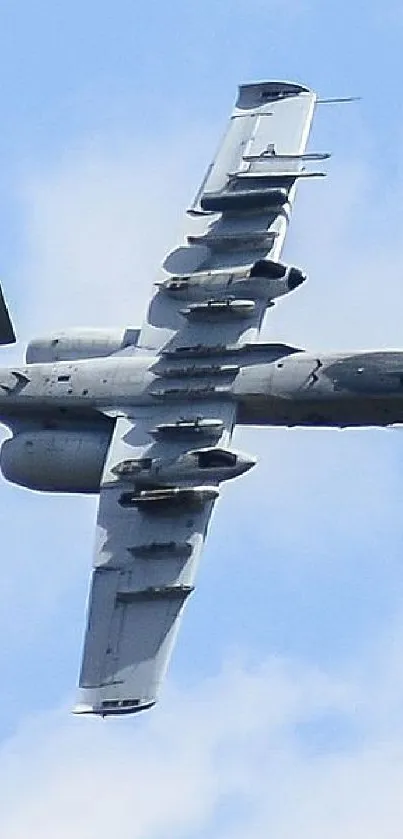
[75,81,318,715]
[137,80,317,354]
[75,404,235,715]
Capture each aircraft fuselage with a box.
[0,348,403,430]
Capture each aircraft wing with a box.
[136,80,318,354]
[75,80,318,716]
[74,405,235,716]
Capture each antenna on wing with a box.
[317,96,361,104]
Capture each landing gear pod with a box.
[111,447,256,488]
[159,259,306,302]
[250,259,306,292]
[200,187,288,213]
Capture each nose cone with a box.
[287,267,307,291]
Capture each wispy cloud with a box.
[267,154,403,351]
[15,131,214,339]
[0,646,402,839]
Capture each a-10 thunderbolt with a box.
[0,80,399,716]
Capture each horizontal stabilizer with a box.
[0,285,16,345]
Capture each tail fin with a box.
[0,284,15,345]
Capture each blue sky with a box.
[1,1,403,837]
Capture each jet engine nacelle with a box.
[0,429,112,493]
[25,327,140,364]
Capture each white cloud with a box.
[0,647,402,839]
[266,155,403,351]
[15,130,214,339]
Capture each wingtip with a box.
[236,80,313,109]
[72,698,156,717]
[71,703,95,716]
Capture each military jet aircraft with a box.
[0,80,401,717]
